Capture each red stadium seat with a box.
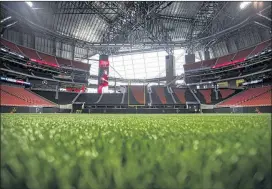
[17,45,41,60]
[1,85,56,107]
[217,86,271,107]
[232,46,255,62]
[154,87,167,104]
[213,53,236,68]
[248,39,272,57]
[201,58,217,68]
[239,90,272,107]
[199,89,212,104]
[1,89,32,106]
[219,89,235,99]
[130,86,145,104]
[173,88,186,104]
[0,38,23,55]
[184,62,202,72]
[37,51,59,67]
[56,57,72,67]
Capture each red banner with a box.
[98,59,109,94]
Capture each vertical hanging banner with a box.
[98,55,109,94]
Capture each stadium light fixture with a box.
[1,16,11,23]
[240,2,252,10]
[25,1,33,7]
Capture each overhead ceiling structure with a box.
[1,1,271,56]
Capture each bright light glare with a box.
[1,16,11,23]
[240,2,252,10]
[25,1,33,7]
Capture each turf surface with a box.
[1,114,271,189]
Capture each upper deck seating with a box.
[17,45,41,61]
[0,38,23,55]
[56,57,72,67]
[212,53,236,68]
[37,51,59,67]
[72,60,91,71]
[248,39,272,57]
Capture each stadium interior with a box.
[1,1,272,189]
[0,1,271,114]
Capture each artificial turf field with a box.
[1,113,271,189]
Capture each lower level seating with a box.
[129,86,146,105]
[1,90,32,106]
[219,89,235,99]
[238,90,272,107]
[32,90,78,104]
[76,93,101,104]
[172,88,186,104]
[1,85,56,107]
[218,86,271,107]
[199,89,212,104]
[99,93,123,105]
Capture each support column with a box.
[114,78,117,93]
[71,41,76,61]
[55,84,59,100]
[165,55,175,85]
[204,48,210,60]
[185,53,195,64]
[52,38,57,56]
[31,33,35,49]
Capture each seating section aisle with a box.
[1,85,56,107]
[32,90,78,104]
[218,86,271,107]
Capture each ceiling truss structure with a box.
[1,2,271,56]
